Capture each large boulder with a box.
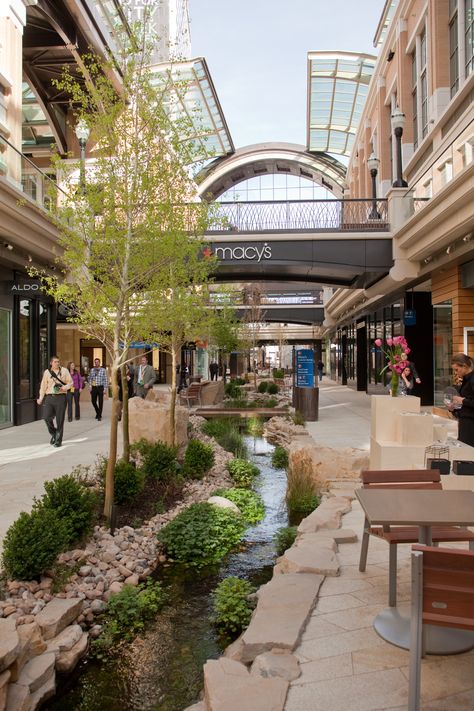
[288,436,369,491]
[200,381,224,406]
[129,396,189,446]
[0,619,20,674]
[35,598,83,641]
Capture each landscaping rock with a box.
[56,632,88,673]
[250,650,300,681]
[8,622,47,682]
[207,496,240,514]
[0,670,11,710]
[297,496,352,534]
[129,397,189,446]
[46,625,83,658]
[35,598,83,641]
[124,574,139,587]
[204,658,288,711]
[16,652,55,693]
[5,683,30,711]
[288,437,368,490]
[28,670,55,709]
[276,539,339,576]
[240,573,323,664]
[0,618,20,674]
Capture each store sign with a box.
[296,349,315,388]
[211,243,272,262]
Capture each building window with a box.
[438,159,453,185]
[458,137,474,167]
[450,0,460,96]
[412,51,418,149]
[466,0,474,76]
[0,308,12,427]
[420,30,428,139]
[423,178,433,198]
[19,299,33,400]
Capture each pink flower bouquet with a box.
[374,336,411,396]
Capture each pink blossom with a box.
[386,338,393,346]
[405,347,411,354]
[374,338,382,347]
[394,354,401,361]
[392,336,402,345]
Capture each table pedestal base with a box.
[374,605,474,654]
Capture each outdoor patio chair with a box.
[179,383,202,407]
[358,469,474,606]
[408,546,474,711]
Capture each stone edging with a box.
[183,491,357,711]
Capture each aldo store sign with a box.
[2,280,43,295]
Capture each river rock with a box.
[35,598,83,641]
[0,618,20,673]
[207,496,240,514]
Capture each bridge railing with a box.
[207,199,389,233]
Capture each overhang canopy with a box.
[307,51,376,156]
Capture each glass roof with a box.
[22,82,56,150]
[150,58,234,163]
[307,52,376,157]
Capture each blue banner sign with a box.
[296,349,315,388]
[403,309,416,326]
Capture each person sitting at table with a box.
[447,353,474,446]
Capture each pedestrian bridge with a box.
[204,198,392,289]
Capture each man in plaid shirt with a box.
[88,358,109,421]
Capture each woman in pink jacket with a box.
[66,362,85,422]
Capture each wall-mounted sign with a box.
[296,349,315,388]
[403,309,417,326]
[2,280,43,295]
[210,243,272,262]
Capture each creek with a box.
[46,434,288,711]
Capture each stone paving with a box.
[285,500,474,711]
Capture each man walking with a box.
[37,356,73,447]
[88,358,109,421]
[209,361,219,381]
[134,355,155,398]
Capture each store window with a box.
[450,0,459,96]
[433,301,453,407]
[0,308,12,426]
[39,303,51,376]
[465,0,474,77]
[19,299,33,400]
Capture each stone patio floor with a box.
[285,499,474,711]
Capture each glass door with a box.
[0,308,12,427]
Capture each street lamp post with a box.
[367,152,381,219]
[74,119,90,193]
[391,106,408,188]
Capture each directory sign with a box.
[296,349,315,388]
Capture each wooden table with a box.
[356,488,474,653]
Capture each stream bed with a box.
[47,435,288,711]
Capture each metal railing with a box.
[208,198,389,233]
[0,135,66,212]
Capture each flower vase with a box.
[390,371,399,397]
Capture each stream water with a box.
[47,435,288,711]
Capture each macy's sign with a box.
[213,243,272,262]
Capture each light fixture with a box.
[463,234,472,243]
[391,106,408,188]
[423,256,432,264]
[367,153,381,219]
[446,245,454,255]
[74,119,90,144]
[4,242,13,250]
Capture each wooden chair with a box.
[409,546,474,711]
[179,383,202,407]
[358,469,474,606]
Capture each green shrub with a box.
[213,577,256,636]
[2,509,69,580]
[257,381,268,393]
[267,382,279,395]
[130,439,177,481]
[157,502,245,567]
[202,418,247,457]
[266,398,278,408]
[34,474,97,544]
[183,439,215,479]
[213,488,265,524]
[224,398,255,409]
[292,410,306,426]
[227,458,259,488]
[286,469,320,520]
[114,460,145,505]
[273,368,285,379]
[246,415,264,437]
[225,381,242,399]
[233,377,246,386]
[271,445,289,469]
[274,526,298,555]
[92,580,165,656]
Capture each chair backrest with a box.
[412,546,474,630]
[361,469,442,490]
[187,383,201,396]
